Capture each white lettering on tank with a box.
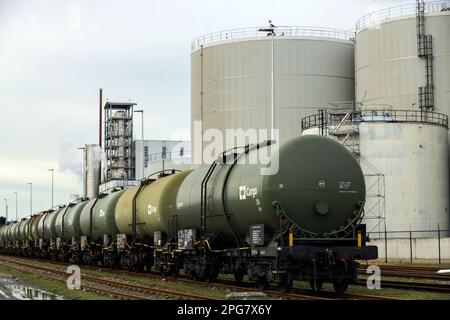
[148,205,157,215]
[239,186,258,200]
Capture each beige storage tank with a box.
[355,1,450,113]
[191,26,356,162]
[302,108,450,237]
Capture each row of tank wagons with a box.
[0,136,377,292]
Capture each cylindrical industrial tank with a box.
[2,224,8,243]
[54,200,88,242]
[115,170,192,240]
[84,144,101,199]
[0,225,5,244]
[3,224,11,243]
[27,214,40,241]
[176,135,366,247]
[359,118,449,237]
[355,2,450,113]
[37,211,51,239]
[17,218,29,243]
[55,206,71,239]
[191,26,356,158]
[80,190,126,242]
[301,108,450,237]
[43,207,65,241]
[12,222,20,243]
[31,213,44,241]
[8,223,16,243]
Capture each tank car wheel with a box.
[332,279,349,294]
[256,276,269,290]
[309,279,324,291]
[206,269,219,283]
[191,271,199,282]
[159,267,168,276]
[234,271,244,283]
[278,275,293,293]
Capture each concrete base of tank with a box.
[368,237,450,262]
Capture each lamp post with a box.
[13,192,18,220]
[28,182,32,215]
[3,198,8,222]
[258,20,276,140]
[134,110,144,179]
[48,169,54,208]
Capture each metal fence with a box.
[356,0,450,30]
[191,26,355,50]
[368,228,450,264]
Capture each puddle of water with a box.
[6,283,64,300]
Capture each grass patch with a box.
[0,265,112,300]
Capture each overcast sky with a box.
[0,0,404,218]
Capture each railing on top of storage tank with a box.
[191,26,355,50]
[301,109,449,132]
[356,1,450,31]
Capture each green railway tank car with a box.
[176,135,365,247]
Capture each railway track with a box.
[0,255,397,300]
[358,264,450,281]
[0,256,218,300]
[357,278,450,294]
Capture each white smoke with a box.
[58,139,84,182]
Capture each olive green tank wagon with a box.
[79,190,126,242]
[176,135,365,247]
[54,200,89,243]
[115,170,192,242]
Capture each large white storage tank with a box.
[302,109,450,238]
[359,111,449,237]
[191,26,356,161]
[355,1,450,113]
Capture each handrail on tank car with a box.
[356,1,450,31]
[301,109,449,132]
[145,169,181,180]
[191,25,355,50]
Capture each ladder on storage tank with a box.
[416,0,434,110]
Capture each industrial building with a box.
[133,139,191,180]
[91,139,191,194]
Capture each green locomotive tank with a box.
[80,190,125,242]
[11,222,20,244]
[176,135,365,247]
[5,224,14,244]
[42,207,65,242]
[30,213,44,241]
[17,218,29,243]
[115,171,192,241]
[54,200,88,242]
[0,224,6,244]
